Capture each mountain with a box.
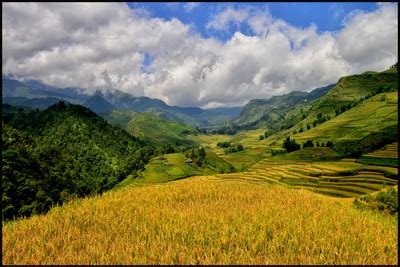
[2,96,66,110]
[258,66,398,157]
[297,66,398,128]
[98,90,240,126]
[2,76,87,104]
[199,107,242,125]
[285,66,399,155]
[82,95,115,114]
[2,102,152,221]
[104,110,196,146]
[2,76,241,126]
[226,84,335,134]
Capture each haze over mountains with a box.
[2,76,242,126]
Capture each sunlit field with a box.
[3,177,397,265]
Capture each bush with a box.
[326,141,334,148]
[283,137,301,153]
[216,141,231,148]
[302,140,314,148]
[355,188,398,215]
[271,149,285,156]
[224,144,244,154]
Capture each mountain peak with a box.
[83,95,115,114]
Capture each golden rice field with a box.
[2,177,398,265]
[212,159,398,198]
[364,142,398,158]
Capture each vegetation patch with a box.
[354,187,398,215]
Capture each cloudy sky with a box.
[2,2,398,108]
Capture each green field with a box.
[364,142,398,158]
[105,110,196,146]
[115,150,234,188]
[292,92,398,142]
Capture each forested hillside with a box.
[2,102,155,220]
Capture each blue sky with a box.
[128,2,379,41]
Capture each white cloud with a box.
[184,3,200,13]
[2,3,398,108]
[337,3,398,72]
[206,6,250,31]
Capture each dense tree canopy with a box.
[2,102,156,221]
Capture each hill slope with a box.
[2,177,397,264]
[292,92,398,143]
[104,110,196,146]
[234,84,335,128]
[2,102,150,221]
[82,95,115,114]
[297,66,398,129]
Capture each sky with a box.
[2,2,398,108]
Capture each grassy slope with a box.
[189,91,397,169]
[357,142,398,167]
[364,142,398,158]
[291,92,397,142]
[3,177,397,264]
[297,67,398,128]
[115,150,234,188]
[105,110,195,146]
[189,129,270,170]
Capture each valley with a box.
[2,64,398,264]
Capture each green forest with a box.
[2,102,166,220]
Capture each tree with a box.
[259,135,264,141]
[303,140,314,148]
[283,137,301,153]
[198,147,206,159]
[326,141,334,148]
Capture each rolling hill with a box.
[104,110,196,146]
[296,66,398,129]
[233,84,335,128]
[2,102,151,221]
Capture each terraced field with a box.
[211,159,398,198]
[364,142,398,158]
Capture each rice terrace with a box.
[2,2,399,265]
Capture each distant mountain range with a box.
[234,84,335,126]
[2,76,241,126]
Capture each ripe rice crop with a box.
[2,177,398,264]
